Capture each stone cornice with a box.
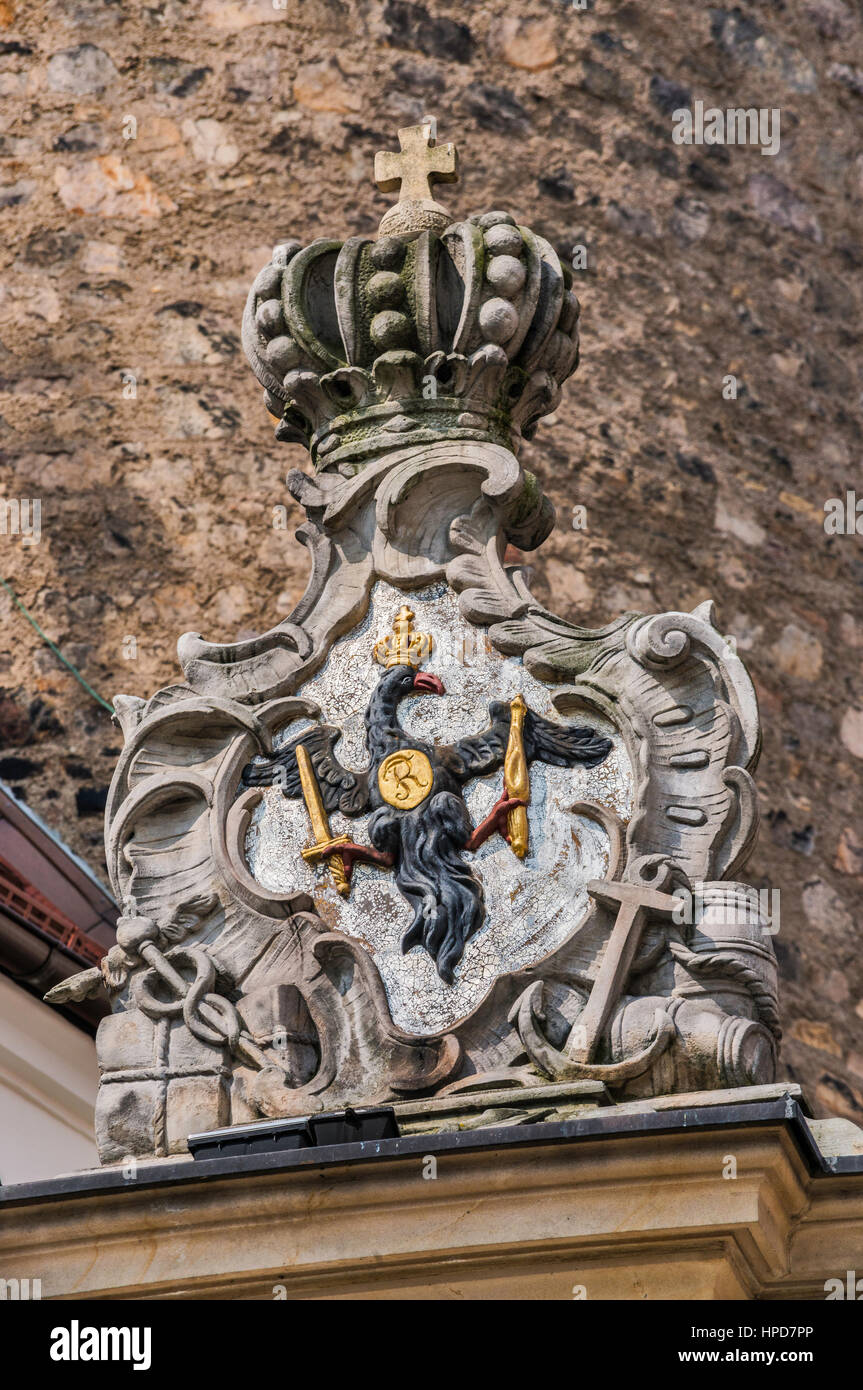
[1,1096,859,1300]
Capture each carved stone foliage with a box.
[178,439,553,704]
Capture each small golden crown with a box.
[373,605,433,670]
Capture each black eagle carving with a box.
[243,663,612,984]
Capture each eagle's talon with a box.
[320,841,394,873]
[465,795,527,852]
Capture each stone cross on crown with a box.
[374,117,459,237]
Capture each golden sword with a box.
[295,744,351,898]
[504,693,530,859]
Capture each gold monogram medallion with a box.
[378,749,434,809]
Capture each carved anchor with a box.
[510,871,682,1083]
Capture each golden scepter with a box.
[295,744,351,897]
[504,693,530,859]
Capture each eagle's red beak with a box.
[413,670,445,696]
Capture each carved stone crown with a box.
[242,124,580,472]
[373,605,432,670]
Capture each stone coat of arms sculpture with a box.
[49,122,778,1163]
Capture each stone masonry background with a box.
[0,0,861,1117]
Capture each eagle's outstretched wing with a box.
[524,709,613,770]
[242,724,371,816]
[438,701,613,783]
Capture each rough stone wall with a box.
[0,0,861,1119]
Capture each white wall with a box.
[0,972,99,1185]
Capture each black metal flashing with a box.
[186,1105,399,1158]
[2,1094,861,1210]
